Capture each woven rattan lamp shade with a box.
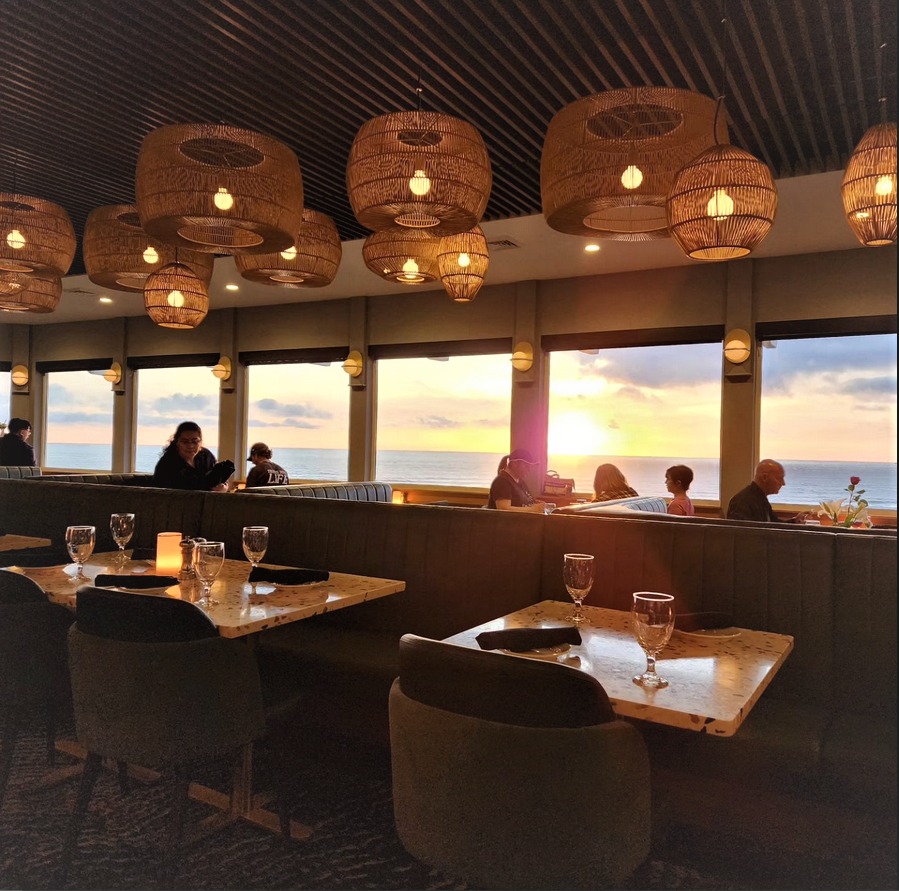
[541,87,725,240]
[666,143,777,260]
[437,225,489,302]
[347,110,491,236]
[135,123,303,255]
[84,204,214,292]
[841,121,897,247]
[362,227,439,285]
[0,271,61,313]
[143,262,209,329]
[235,208,342,287]
[0,193,76,275]
[0,271,28,298]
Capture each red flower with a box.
[850,476,861,486]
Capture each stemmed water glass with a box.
[65,525,96,583]
[631,592,675,688]
[109,513,135,564]
[563,553,595,624]
[194,541,225,607]
[242,526,269,573]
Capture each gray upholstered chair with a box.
[59,586,267,885]
[0,572,75,810]
[389,633,652,890]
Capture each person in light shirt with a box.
[665,464,695,516]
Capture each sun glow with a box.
[548,412,609,456]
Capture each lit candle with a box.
[156,532,182,574]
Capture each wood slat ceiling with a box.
[1,0,895,276]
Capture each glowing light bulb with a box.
[214,187,234,210]
[409,169,431,196]
[457,252,471,268]
[6,228,25,249]
[142,245,159,264]
[166,290,185,308]
[280,244,298,260]
[584,243,600,253]
[875,174,895,197]
[707,188,734,220]
[400,257,420,280]
[621,165,643,189]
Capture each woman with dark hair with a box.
[152,421,234,491]
[665,464,695,516]
[591,463,638,502]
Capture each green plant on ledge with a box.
[818,475,872,527]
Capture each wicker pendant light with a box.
[666,139,777,260]
[347,109,491,236]
[0,271,61,313]
[437,225,489,302]
[143,261,209,329]
[135,123,303,255]
[362,227,439,285]
[83,204,214,292]
[235,208,342,287]
[842,123,897,247]
[0,271,28,298]
[0,193,76,275]
[541,87,724,240]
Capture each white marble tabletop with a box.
[0,533,52,552]
[3,552,405,638]
[442,600,794,737]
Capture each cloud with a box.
[46,410,113,425]
[152,393,211,413]
[254,398,332,420]
[417,415,460,429]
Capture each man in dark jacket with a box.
[726,459,808,523]
[0,418,36,466]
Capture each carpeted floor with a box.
[0,724,893,891]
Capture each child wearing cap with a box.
[245,442,290,487]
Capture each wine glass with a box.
[562,553,594,624]
[109,513,135,564]
[631,592,675,688]
[194,541,225,607]
[242,526,269,572]
[65,525,96,583]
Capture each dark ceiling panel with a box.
[1,0,895,276]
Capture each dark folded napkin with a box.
[248,566,330,586]
[129,547,156,562]
[94,574,179,590]
[674,611,734,632]
[476,626,582,652]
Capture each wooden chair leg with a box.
[161,768,191,886]
[0,717,18,810]
[57,751,102,886]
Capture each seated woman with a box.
[592,463,638,502]
[487,449,544,512]
[152,422,234,491]
[665,464,695,516]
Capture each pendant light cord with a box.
[877,42,887,124]
[712,0,729,140]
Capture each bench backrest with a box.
[555,495,668,514]
[237,481,393,502]
[0,465,42,479]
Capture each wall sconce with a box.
[102,361,123,385]
[723,329,752,364]
[211,356,232,381]
[510,342,534,372]
[10,364,29,388]
[342,350,364,378]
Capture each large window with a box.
[760,333,897,510]
[135,367,221,472]
[375,354,512,486]
[44,370,115,469]
[547,344,723,501]
[246,363,350,480]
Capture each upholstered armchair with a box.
[389,633,652,890]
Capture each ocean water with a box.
[43,444,897,510]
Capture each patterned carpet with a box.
[2,724,892,891]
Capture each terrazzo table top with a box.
[0,533,52,551]
[443,600,794,737]
[4,552,405,638]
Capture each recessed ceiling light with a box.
[584,243,601,253]
[225,283,240,291]
[99,296,113,303]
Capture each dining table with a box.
[442,600,794,737]
[3,550,406,841]
[0,532,52,552]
